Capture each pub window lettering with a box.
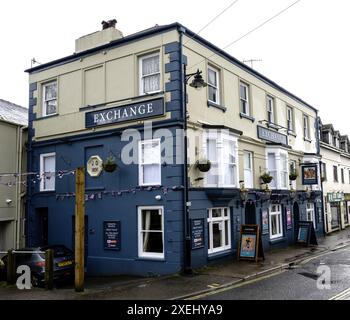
[139,53,161,95]
[42,81,57,116]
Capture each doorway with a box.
[245,202,256,224]
[293,202,300,240]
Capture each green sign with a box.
[327,192,344,202]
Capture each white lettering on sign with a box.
[93,103,154,125]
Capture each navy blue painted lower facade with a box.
[189,189,324,269]
[27,124,185,276]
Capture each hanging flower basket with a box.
[196,158,211,172]
[289,170,298,181]
[103,156,118,173]
[260,173,273,184]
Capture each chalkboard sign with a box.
[296,221,318,246]
[238,225,264,262]
[191,219,204,249]
[103,221,121,250]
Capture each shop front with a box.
[327,192,344,231]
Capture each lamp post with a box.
[183,65,207,274]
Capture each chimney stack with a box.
[75,19,123,53]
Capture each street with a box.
[194,247,350,300]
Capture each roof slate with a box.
[0,99,28,126]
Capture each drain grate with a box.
[298,272,319,280]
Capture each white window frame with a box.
[269,204,283,240]
[207,208,231,255]
[303,114,310,139]
[139,52,161,96]
[266,148,289,190]
[42,81,57,117]
[240,82,250,116]
[287,106,294,132]
[39,152,56,192]
[138,139,161,186]
[138,206,164,259]
[207,65,220,104]
[306,203,316,229]
[203,130,239,188]
[243,151,254,189]
[267,95,275,124]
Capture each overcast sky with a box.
[1,0,349,134]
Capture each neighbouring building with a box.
[0,99,28,252]
[320,123,350,233]
[25,21,324,276]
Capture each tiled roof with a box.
[0,99,28,126]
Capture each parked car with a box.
[0,245,74,286]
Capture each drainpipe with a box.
[316,115,326,236]
[179,26,192,274]
[15,125,25,249]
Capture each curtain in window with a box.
[142,210,151,252]
[141,141,160,185]
[142,55,160,93]
[208,69,217,86]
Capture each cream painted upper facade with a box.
[28,24,320,192]
[30,29,180,141]
[183,34,320,190]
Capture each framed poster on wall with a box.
[261,209,269,235]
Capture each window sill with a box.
[304,137,312,143]
[85,187,105,191]
[288,130,297,137]
[239,113,255,122]
[207,100,227,112]
[35,114,59,121]
[136,256,165,262]
[269,237,287,245]
[208,249,232,260]
[267,123,280,131]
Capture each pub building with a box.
[25,21,324,276]
[320,123,350,233]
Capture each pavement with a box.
[1,228,350,300]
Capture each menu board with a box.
[104,221,121,250]
[191,219,204,249]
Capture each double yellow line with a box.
[329,287,350,300]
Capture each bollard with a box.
[45,249,54,290]
[6,250,16,285]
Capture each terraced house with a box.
[26,21,324,276]
[320,123,350,233]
